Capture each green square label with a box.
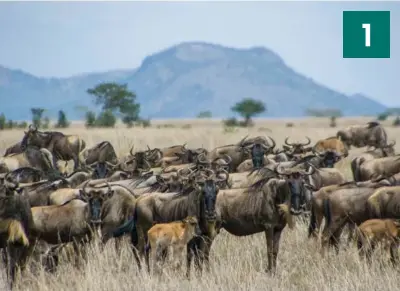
[343,11,390,58]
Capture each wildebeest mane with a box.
[247,168,278,193]
[155,189,200,223]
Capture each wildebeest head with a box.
[211,154,232,173]
[275,164,315,215]
[182,216,202,237]
[250,143,268,169]
[156,173,184,193]
[283,137,312,159]
[21,124,47,150]
[79,182,114,225]
[312,148,343,168]
[144,146,163,167]
[195,177,219,222]
[88,161,117,179]
[196,153,212,171]
[122,146,152,175]
[373,140,396,157]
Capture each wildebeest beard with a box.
[251,143,265,169]
[321,152,338,168]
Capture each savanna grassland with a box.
[1,117,400,291]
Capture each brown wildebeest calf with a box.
[356,219,400,264]
[146,216,201,275]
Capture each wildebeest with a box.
[0,181,33,287]
[3,141,24,156]
[215,170,296,273]
[355,155,400,182]
[0,147,56,176]
[21,124,86,171]
[336,121,388,149]
[2,167,48,184]
[320,187,381,254]
[351,141,397,182]
[303,162,346,192]
[116,170,222,276]
[80,141,118,165]
[29,182,114,255]
[146,216,201,275]
[356,218,400,264]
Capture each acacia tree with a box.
[231,98,266,126]
[87,82,140,127]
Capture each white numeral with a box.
[362,23,371,47]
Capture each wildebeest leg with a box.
[72,154,80,171]
[264,227,275,273]
[202,237,214,273]
[389,242,399,266]
[346,223,355,246]
[186,238,202,279]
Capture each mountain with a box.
[0,42,387,120]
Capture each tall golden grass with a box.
[1,117,399,290]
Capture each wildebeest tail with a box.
[0,219,29,246]
[78,139,87,166]
[308,205,317,238]
[323,198,332,227]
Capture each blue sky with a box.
[0,1,398,106]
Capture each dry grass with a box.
[1,117,400,290]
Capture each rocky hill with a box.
[0,42,387,120]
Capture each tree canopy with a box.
[231,98,266,126]
[87,82,140,127]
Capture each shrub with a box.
[85,111,97,128]
[96,110,116,128]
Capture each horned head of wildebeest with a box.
[192,172,222,222]
[121,146,152,175]
[196,153,212,170]
[20,124,45,150]
[283,137,312,159]
[370,140,396,157]
[144,145,163,167]
[79,182,114,225]
[155,172,184,192]
[250,143,270,169]
[87,161,119,179]
[312,148,344,168]
[211,154,232,173]
[274,163,315,214]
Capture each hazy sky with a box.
[0,1,398,106]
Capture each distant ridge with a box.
[0,42,387,120]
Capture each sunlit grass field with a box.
[1,117,399,290]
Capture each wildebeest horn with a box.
[105,161,118,168]
[223,154,232,165]
[130,145,135,156]
[216,169,229,182]
[284,137,293,146]
[267,136,276,149]
[147,145,151,151]
[144,159,152,171]
[177,167,193,180]
[203,168,215,179]
[239,135,249,146]
[81,180,90,196]
[197,153,208,163]
[301,137,311,146]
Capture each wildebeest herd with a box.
[1,121,400,289]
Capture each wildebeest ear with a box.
[104,190,114,199]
